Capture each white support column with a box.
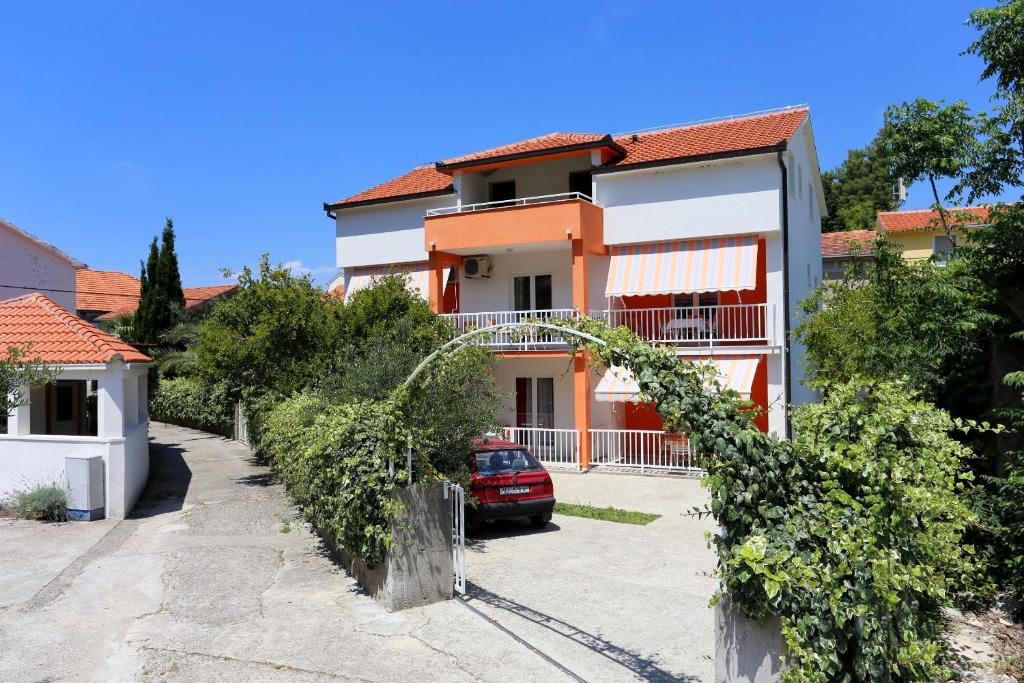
[6,388,30,435]
[97,361,125,438]
[137,372,148,425]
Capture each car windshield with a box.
[474,449,541,474]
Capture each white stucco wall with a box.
[594,155,782,246]
[0,223,79,310]
[1,363,150,518]
[457,248,574,313]
[783,123,824,409]
[334,194,454,269]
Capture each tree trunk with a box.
[928,175,951,235]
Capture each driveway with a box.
[0,422,716,682]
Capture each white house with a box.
[325,107,825,472]
[1,293,151,518]
[0,217,85,311]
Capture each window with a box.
[513,274,552,311]
[55,384,74,421]
[489,180,516,205]
[474,449,542,474]
[568,170,591,197]
[515,377,554,428]
[934,235,957,263]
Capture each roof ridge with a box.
[612,106,809,139]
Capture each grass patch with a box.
[554,502,660,525]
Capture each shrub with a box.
[7,483,68,522]
[150,376,233,436]
[261,393,405,566]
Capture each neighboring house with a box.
[821,229,876,280]
[75,269,237,323]
[326,271,345,299]
[0,217,85,311]
[876,206,990,261]
[0,293,151,518]
[325,107,825,471]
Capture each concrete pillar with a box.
[137,373,148,425]
[122,374,138,432]
[573,355,592,470]
[6,389,30,435]
[97,362,125,439]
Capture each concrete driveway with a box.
[0,422,715,682]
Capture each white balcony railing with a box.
[589,429,701,473]
[425,192,597,217]
[598,303,773,345]
[442,309,578,348]
[503,427,580,469]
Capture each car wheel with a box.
[530,514,550,529]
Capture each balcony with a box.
[442,309,578,350]
[441,303,775,348]
[501,427,703,473]
[598,303,775,345]
[423,192,603,253]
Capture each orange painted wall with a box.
[424,199,602,253]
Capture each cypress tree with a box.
[154,218,185,333]
[135,238,160,342]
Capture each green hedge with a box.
[261,392,405,567]
[150,376,233,436]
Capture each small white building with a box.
[0,293,151,518]
[0,217,85,311]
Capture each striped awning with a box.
[345,262,449,301]
[605,236,759,297]
[593,356,762,403]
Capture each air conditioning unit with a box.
[463,255,492,279]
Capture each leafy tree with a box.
[1,345,60,430]
[193,254,342,404]
[821,131,898,232]
[965,0,1024,96]
[796,237,995,403]
[882,99,979,231]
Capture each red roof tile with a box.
[821,230,877,257]
[611,108,808,168]
[328,108,809,208]
[0,293,150,364]
[328,165,453,208]
[93,283,238,321]
[439,132,614,168]
[876,207,990,232]
[76,269,141,313]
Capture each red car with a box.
[467,437,555,531]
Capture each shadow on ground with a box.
[463,581,698,682]
[130,438,192,518]
[466,518,561,553]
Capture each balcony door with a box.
[513,274,552,313]
[515,377,554,429]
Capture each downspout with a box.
[776,150,793,440]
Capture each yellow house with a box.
[876,207,990,261]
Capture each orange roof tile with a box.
[93,283,238,321]
[328,108,810,209]
[327,165,453,209]
[821,229,877,257]
[0,293,150,364]
[76,269,141,313]
[876,207,990,232]
[438,132,616,168]
[610,108,808,168]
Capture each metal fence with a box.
[503,427,581,469]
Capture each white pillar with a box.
[98,361,125,438]
[6,388,30,435]
[137,373,148,425]
[124,374,139,432]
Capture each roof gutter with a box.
[324,187,456,213]
[776,148,793,440]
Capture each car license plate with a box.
[499,486,530,495]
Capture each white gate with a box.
[444,482,466,594]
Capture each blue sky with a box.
[0,1,1008,286]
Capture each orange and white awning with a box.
[345,262,449,301]
[605,236,759,297]
[593,356,762,403]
